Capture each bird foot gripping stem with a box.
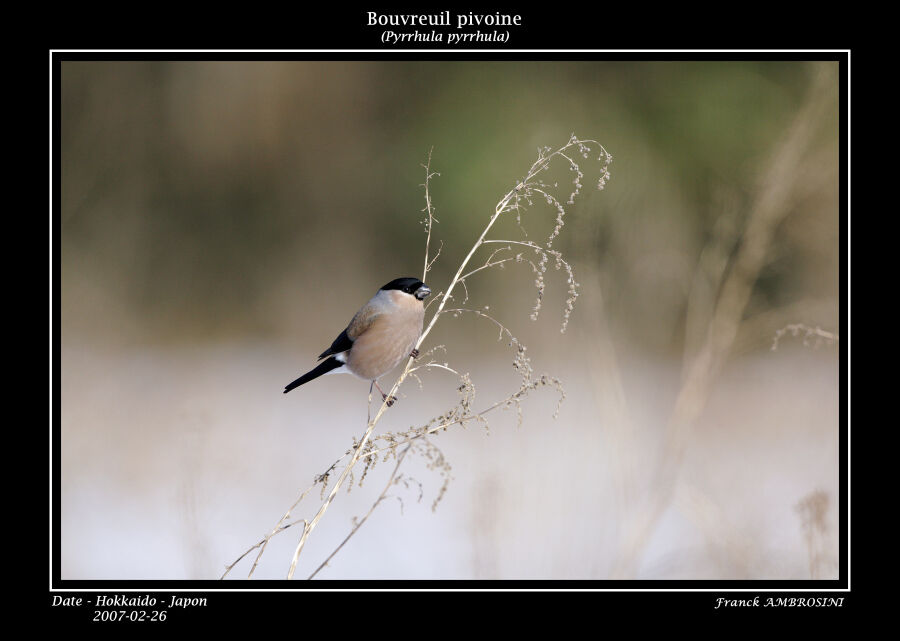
[373,380,397,407]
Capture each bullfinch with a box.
[283,277,432,405]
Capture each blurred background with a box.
[59,60,841,580]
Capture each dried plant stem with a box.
[359,393,532,461]
[307,445,412,580]
[611,63,836,578]
[286,397,393,578]
[285,140,594,577]
[771,323,839,351]
[283,168,489,578]
[421,147,441,282]
[222,134,608,579]
[220,484,318,579]
[459,247,517,282]
[731,298,837,355]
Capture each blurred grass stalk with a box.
[610,62,838,578]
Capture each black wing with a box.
[318,329,353,360]
[284,356,344,393]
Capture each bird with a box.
[283,277,432,405]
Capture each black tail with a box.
[283,357,344,394]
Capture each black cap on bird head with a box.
[380,277,431,300]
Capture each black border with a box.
[50,47,850,617]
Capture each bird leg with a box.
[373,380,397,406]
[409,348,420,359]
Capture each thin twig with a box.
[422,147,439,282]
[307,445,413,579]
[771,324,839,351]
[220,482,319,579]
